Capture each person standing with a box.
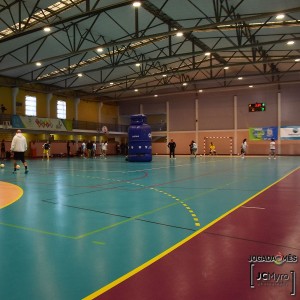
[92,141,97,158]
[189,141,193,155]
[241,138,247,158]
[1,139,5,160]
[67,141,70,157]
[81,141,86,158]
[168,139,176,158]
[42,141,51,159]
[191,140,198,157]
[101,141,108,159]
[209,142,216,155]
[10,129,29,174]
[268,138,276,159]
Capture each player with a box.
[10,129,29,174]
[268,138,276,159]
[241,138,247,158]
[209,142,216,155]
[191,141,197,157]
[42,141,51,159]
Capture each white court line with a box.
[241,206,266,210]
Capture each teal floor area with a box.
[1,155,300,300]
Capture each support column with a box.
[195,98,199,147]
[277,92,281,155]
[98,102,103,123]
[46,93,53,118]
[73,97,80,129]
[233,95,238,155]
[12,87,19,115]
[166,101,170,154]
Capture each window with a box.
[57,100,66,119]
[25,96,37,116]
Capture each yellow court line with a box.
[0,181,23,209]
[83,166,300,300]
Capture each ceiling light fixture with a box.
[36,62,42,66]
[134,89,138,92]
[249,85,254,88]
[295,58,300,62]
[44,27,51,32]
[97,48,103,52]
[182,82,188,86]
[276,14,285,20]
[78,73,83,77]
[135,63,141,67]
[224,66,229,70]
[132,1,141,7]
[162,74,167,77]
[154,95,158,97]
[199,89,203,93]
[204,52,211,56]
[238,77,243,80]
[287,41,295,45]
[176,32,183,37]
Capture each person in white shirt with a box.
[268,138,276,159]
[241,138,247,158]
[10,129,29,174]
[192,141,198,157]
[101,141,108,159]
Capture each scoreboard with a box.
[248,102,266,112]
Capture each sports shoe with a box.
[25,170,29,174]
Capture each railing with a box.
[1,113,166,133]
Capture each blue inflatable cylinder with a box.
[127,114,152,162]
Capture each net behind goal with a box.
[203,136,233,155]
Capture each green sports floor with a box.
[0,155,299,299]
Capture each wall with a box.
[121,83,300,156]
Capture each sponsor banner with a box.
[249,127,278,141]
[280,126,300,140]
[12,115,68,131]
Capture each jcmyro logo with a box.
[249,252,297,296]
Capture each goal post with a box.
[203,136,233,156]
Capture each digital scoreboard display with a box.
[248,102,266,112]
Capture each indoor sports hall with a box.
[1,1,300,300]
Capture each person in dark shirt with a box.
[168,139,176,159]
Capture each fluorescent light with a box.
[295,58,300,62]
[135,63,141,67]
[224,66,229,70]
[276,14,285,20]
[204,52,211,56]
[44,27,51,32]
[249,85,254,88]
[78,73,83,77]
[36,62,42,66]
[176,32,183,37]
[134,89,138,92]
[199,89,203,93]
[97,48,103,52]
[154,94,158,97]
[238,77,243,80]
[182,82,188,86]
[287,41,295,45]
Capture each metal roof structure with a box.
[0,0,300,102]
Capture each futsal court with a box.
[0,155,300,300]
